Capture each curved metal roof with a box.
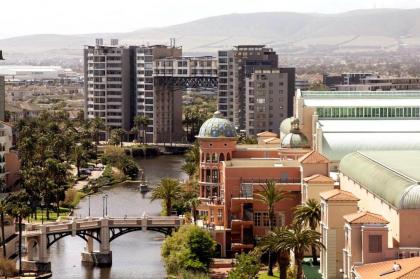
[340,151,420,209]
[319,120,420,161]
[197,111,237,138]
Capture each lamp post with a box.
[102,194,108,217]
[105,194,108,216]
[88,195,91,217]
[0,50,4,61]
[40,198,45,224]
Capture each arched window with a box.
[206,153,210,163]
[212,153,218,163]
[227,153,231,161]
[219,153,225,161]
[201,153,205,162]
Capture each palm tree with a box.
[259,227,291,279]
[294,199,321,265]
[72,145,87,178]
[133,115,150,144]
[182,161,197,179]
[274,224,324,279]
[6,191,31,275]
[89,116,106,145]
[151,178,182,216]
[186,197,200,224]
[254,179,289,276]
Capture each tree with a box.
[6,191,31,276]
[186,197,200,224]
[294,199,321,265]
[161,225,216,274]
[89,116,106,145]
[72,145,88,178]
[254,179,289,276]
[133,115,149,144]
[151,178,182,216]
[0,198,7,258]
[259,227,291,279]
[228,252,261,279]
[109,128,126,147]
[270,224,324,279]
[182,162,197,179]
[45,158,70,216]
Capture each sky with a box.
[1,0,420,39]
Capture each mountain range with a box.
[2,8,420,66]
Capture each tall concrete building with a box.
[84,39,136,131]
[84,40,217,143]
[217,45,294,135]
[245,69,289,135]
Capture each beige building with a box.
[320,189,359,279]
[318,150,420,279]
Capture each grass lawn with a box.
[258,270,280,278]
[27,207,71,222]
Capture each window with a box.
[369,235,382,253]
[254,212,279,227]
[218,209,223,222]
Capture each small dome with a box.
[281,119,310,148]
[197,111,237,138]
[280,117,296,139]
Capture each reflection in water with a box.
[48,155,187,279]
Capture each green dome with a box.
[197,111,237,138]
[281,118,310,148]
[280,117,296,139]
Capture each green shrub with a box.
[228,253,261,279]
[161,225,216,275]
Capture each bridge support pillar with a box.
[22,225,51,274]
[81,218,112,267]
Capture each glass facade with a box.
[316,107,420,119]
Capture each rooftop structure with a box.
[340,151,420,209]
[354,257,420,279]
[294,90,420,163]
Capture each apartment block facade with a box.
[217,45,295,136]
[245,69,289,135]
[84,40,217,143]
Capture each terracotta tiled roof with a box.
[303,174,335,184]
[298,150,330,164]
[320,189,359,202]
[257,131,278,137]
[354,256,420,279]
[343,211,389,224]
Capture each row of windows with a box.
[316,107,420,119]
[254,212,284,227]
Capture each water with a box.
[48,155,187,279]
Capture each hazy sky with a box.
[1,0,420,39]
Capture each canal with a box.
[47,155,187,279]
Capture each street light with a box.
[102,194,108,217]
[88,195,91,217]
[40,198,45,224]
[0,50,4,60]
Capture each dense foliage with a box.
[161,225,216,274]
[101,146,139,179]
[228,252,261,279]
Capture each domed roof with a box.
[197,111,237,138]
[280,117,296,138]
[281,119,310,148]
